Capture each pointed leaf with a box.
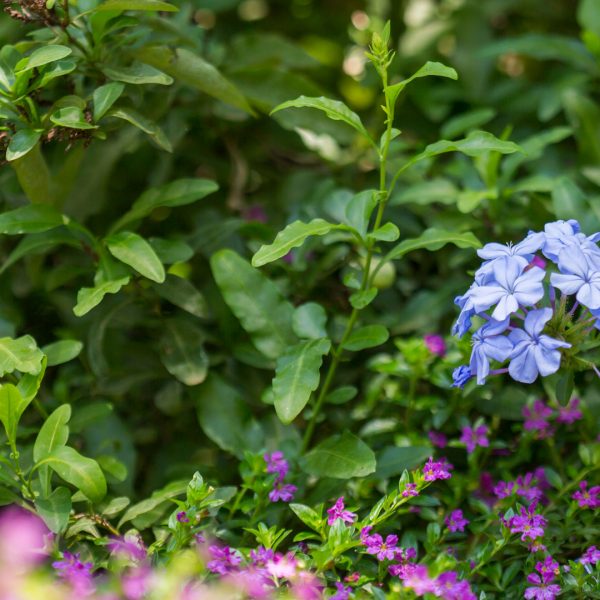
[272,338,331,424]
[50,107,97,130]
[35,487,71,533]
[159,320,208,386]
[292,303,327,339]
[93,82,124,121]
[342,325,389,351]
[252,219,340,267]
[6,130,42,162]
[106,231,165,283]
[385,228,481,262]
[103,63,173,86]
[210,249,297,359]
[271,96,374,146]
[73,277,130,317]
[93,0,177,10]
[152,275,208,318]
[0,384,29,447]
[387,61,457,106]
[38,446,106,503]
[42,340,83,366]
[22,45,72,71]
[302,431,376,479]
[0,204,65,234]
[0,335,44,376]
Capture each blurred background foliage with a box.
[1,0,599,504]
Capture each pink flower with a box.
[556,398,583,424]
[572,480,600,509]
[107,535,147,562]
[524,556,561,600]
[494,480,516,498]
[460,423,489,453]
[269,481,297,503]
[121,566,152,600]
[400,564,436,595]
[401,483,419,498]
[330,582,351,600]
[580,546,600,565]
[327,497,357,526]
[428,430,447,448]
[364,534,398,561]
[422,457,453,481]
[264,451,289,479]
[445,509,469,532]
[52,551,95,595]
[266,553,297,579]
[530,256,547,270]
[433,571,476,600]
[505,503,547,541]
[206,545,242,574]
[424,334,446,357]
[523,400,554,437]
[0,507,48,571]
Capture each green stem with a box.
[302,71,394,453]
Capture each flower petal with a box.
[524,308,553,337]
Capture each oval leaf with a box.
[385,228,481,262]
[160,320,208,386]
[0,204,65,234]
[42,340,83,366]
[93,82,125,121]
[73,277,130,317]
[6,130,42,162]
[23,45,72,71]
[302,431,376,479]
[387,61,458,106]
[152,275,208,318]
[292,303,327,339]
[342,325,389,351]
[106,231,165,282]
[272,338,331,424]
[0,335,44,376]
[35,487,72,533]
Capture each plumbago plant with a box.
[1,15,600,600]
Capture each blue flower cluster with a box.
[452,220,600,386]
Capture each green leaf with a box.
[152,275,208,318]
[375,446,431,479]
[385,228,481,262]
[552,177,587,220]
[50,107,97,130]
[42,340,83,367]
[252,219,340,267]
[149,238,194,264]
[272,338,331,424]
[159,320,208,385]
[369,223,400,242]
[96,455,127,482]
[349,288,378,310]
[271,95,374,146]
[441,108,496,139]
[289,503,323,532]
[0,335,44,376]
[33,404,71,496]
[302,431,376,479]
[399,131,522,175]
[210,249,297,359]
[106,231,165,283]
[103,63,173,86]
[38,446,106,503]
[342,325,389,351]
[36,59,76,88]
[21,45,72,71]
[0,384,29,448]
[111,178,218,232]
[17,357,46,404]
[292,303,327,339]
[92,0,178,10]
[0,204,65,234]
[345,190,378,238]
[135,46,252,113]
[93,82,124,121]
[6,129,42,162]
[107,108,172,152]
[73,277,130,317]
[387,61,458,106]
[35,487,71,533]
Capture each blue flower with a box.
[470,256,545,321]
[477,233,543,263]
[452,365,473,388]
[550,245,600,309]
[469,318,513,384]
[508,308,571,383]
[452,284,478,337]
[540,220,581,261]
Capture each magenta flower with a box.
[401,483,419,498]
[523,399,554,437]
[516,471,545,503]
[0,507,48,570]
[460,423,489,453]
[445,509,469,532]
[424,334,446,357]
[556,398,583,424]
[400,564,436,595]
[327,497,357,526]
[330,582,351,600]
[422,457,453,481]
[121,566,152,600]
[524,556,561,600]
[264,451,289,479]
[250,546,275,566]
[505,503,547,541]
[266,552,297,579]
[580,546,600,565]
[206,545,242,574]
[433,571,477,600]
[107,535,147,562]
[269,481,297,503]
[52,551,95,595]
[177,511,189,523]
[572,480,600,509]
[364,533,398,561]
[494,480,516,498]
[428,430,448,448]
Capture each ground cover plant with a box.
[0,0,599,598]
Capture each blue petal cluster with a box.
[450,220,600,386]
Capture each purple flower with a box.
[516,472,545,503]
[422,457,453,482]
[580,546,600,565]
[494,480,516,498]
[433,571,477,600]
[327,497,357,526]
[550,244,600,309]
[107,535,147,562]
[524,556,561,600]
[250,546,275,566]
[557,398,583,424]
[400,564,436,595]
[508,308,571,384]
[242,204,268,224]
[266,552,297,579]
[460,423,489,453]
[122,566,151,600]
[269,481,297,503]
[523,399,554,434]
[364,534,398,561]
[505,503,547,541]
[330,582,351,600]
[177,511,189,523]
[264,451,289,479]
[469,318,513,384]
[0,507,48,570]
[452,365,472,388]
[207,545,242,574]
[572,481,600,509]
[445,509,469,532]
[428,430,447,448]
[52,551,95,595]
[401,483,419,498]
[470,256,545,321]
[424,334,446,357]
